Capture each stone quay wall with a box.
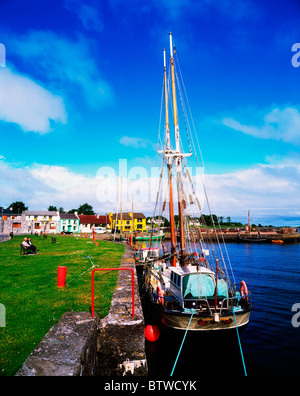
[16,245,147,376]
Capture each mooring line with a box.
[233,310,247,376]
[170,310,195,377]
[66,256,96,285]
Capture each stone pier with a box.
[17,245,147,376]
[96,245,147,375]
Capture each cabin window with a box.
[171,271,181,287]
[171,272,175,284]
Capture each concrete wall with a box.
[16,312,100,376]
[16,246,148,377]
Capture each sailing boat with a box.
[142,33,253,331]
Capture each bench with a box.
[20,244,29,256]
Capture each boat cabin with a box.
[169,266,229,307]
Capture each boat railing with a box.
[218,293,253,315]
[148,284,252,316]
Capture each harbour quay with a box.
[163,227,300,244]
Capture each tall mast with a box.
[248,209,251,235]
[164,49,171,151]
[163,48,176,266]
[120,176,123,233]
[169,32,186,260]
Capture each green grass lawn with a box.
[0,234,125,376]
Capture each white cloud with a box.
[0,159,299,224]
[222,106,300,146]
[120,136,156,149]
[0,68,67,134]
[63,0,103,32]
[203,163,300,218]
[9,30,113,108]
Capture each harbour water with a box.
[139,241,300,376]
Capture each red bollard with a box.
[57,266,67,287]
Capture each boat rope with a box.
[170,309,195,376]
[233,309,247,376]
[66,256,96,284]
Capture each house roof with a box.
[60,213,79,220]
[111,212,146,220]
[0,208,16,215]
[24,211,58,216]
[78,215,109,225]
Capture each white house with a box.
[22,211,60,234]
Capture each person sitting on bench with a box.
[27,237,38,253]
[22,238,36,254]
[21,238,30,253]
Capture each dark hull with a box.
[145,294,252,332]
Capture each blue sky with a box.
[0,0,300,225]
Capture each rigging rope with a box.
[170,309,195,376]
[233,309,248,376]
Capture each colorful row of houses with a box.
[0,209,147,234]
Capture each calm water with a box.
[141,242,300,376]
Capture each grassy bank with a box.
[0,234,125,376]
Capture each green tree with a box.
[77,203,95,215]
[48,205,57,211]
[7,201,28,214]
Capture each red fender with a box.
[157,285,164,305]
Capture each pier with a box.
[17,245,147,376]
[97,227,300,244]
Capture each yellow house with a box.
[109,212,146,233]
